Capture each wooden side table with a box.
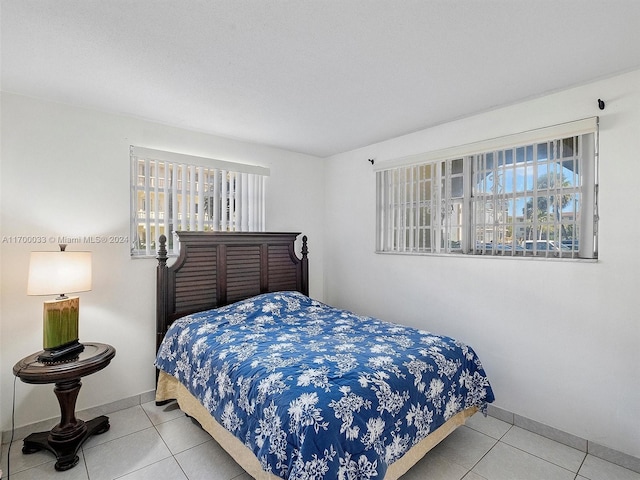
[13,342,116,471]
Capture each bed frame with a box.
[156,231,309,353]
[155,231,478,480]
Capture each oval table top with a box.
[13,342,116,384]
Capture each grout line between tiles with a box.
[502,440,582,477]
[143,402,193,480]
[81,449,90,479]
[468,427,503,474]
[575,454,589,480]
[110,458,171,480]
[463,424,586,480]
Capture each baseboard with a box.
[486,404,640,474]
[1,390,155,445]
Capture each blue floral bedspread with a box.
[156,291,494,480]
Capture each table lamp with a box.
[27,244,92,363]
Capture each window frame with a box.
[375,118,599,260]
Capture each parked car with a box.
[475,242,524,252]
[561,239,579,251]
[523,240,570,251]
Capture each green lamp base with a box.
[39,296,84,363]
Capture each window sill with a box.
[375,250,598,263]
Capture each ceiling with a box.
[3,1,640,158]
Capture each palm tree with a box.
[525,171,573,240]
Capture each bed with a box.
[154,232,494,480]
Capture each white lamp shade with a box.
[27,251,92,296]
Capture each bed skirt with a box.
[156,370,478,480]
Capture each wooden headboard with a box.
[156,231,309,352]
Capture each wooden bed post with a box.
[301,235,309,296]
[156,234,168,354]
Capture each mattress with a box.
[155,291,494,479]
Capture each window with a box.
[376,118,598,259]
[130,146,269,256]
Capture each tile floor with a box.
[1,401,639,480]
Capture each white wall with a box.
[324,69,640,459]
[3,69,639,460]
[0,89,3,448]
[0,93,325,432]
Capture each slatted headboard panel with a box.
[156,231,309,352]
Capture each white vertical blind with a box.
[220,169,228,232]
[197,166,204,231]
[376,118,598,259]
[144,159,152,251]
[212,169,220,230]
[180,164,188,232]
[130,147,269,256]
[162,161,170,246]
[241,173,249,231]
[579,133,597,258]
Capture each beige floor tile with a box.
[1,440,55,475]
[141,400,185,426]
[400,449,469,480]
[465,413,511,440]
[83,427,171,480]
[117,457,188,480]
[175,440,245,480]
[473,442,575,480]
[0,450,88,480]
[431,425,498,470]
[578,454,640,480]
[82,405,154,449]
[155,415,213,454]
[501,426,586,472]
